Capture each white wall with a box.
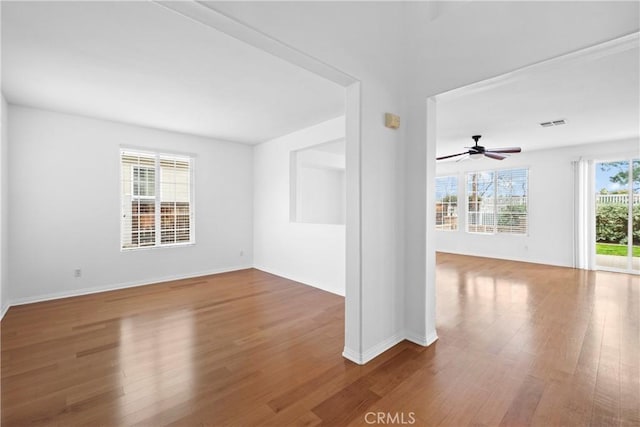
[254,117,345,296]
[296,166,345,225]
[435,138,640,267]
[0,94,8,318]
[403,1,640,345]
[8,105,253,304]
[294,144,346,225]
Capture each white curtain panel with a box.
[572,159,593,269]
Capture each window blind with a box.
[160,156,192,245]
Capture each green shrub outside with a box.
[596,203,640,245]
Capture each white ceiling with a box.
[436,42,639,157]
[1,2,345,144]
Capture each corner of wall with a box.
[404,329,438,347]
[343,327,438,365]
[343,336,404,365]
[0,302,9,322]
[252,116,347,297]
[0,94,8,322]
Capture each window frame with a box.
[120,148,196,251]
[465,166,529,236]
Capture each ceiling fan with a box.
[437,135,521,161]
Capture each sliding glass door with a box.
[594,158,639,273]
[634,159,639,272]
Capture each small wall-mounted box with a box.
[385,113,400,129]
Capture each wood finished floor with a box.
[1,254,639,426]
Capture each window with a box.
[435,176,458,230]
[466,168,528,235]
[121,150,193,249]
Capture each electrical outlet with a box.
[74,269,82,278]
[240,250,244,257]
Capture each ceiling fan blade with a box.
[436,151,470,160]
[487,147,521,153]
[484,152,506,160]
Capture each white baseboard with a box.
[405,330,439,347]
[342,347,363,364]
[7,264,252,308]
[343,332,405,365]
[361,333,406,364]
[343,330,439,365]
[253,265,345,297]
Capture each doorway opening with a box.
[154,2,364,363]
[594,158,640,273]
[426,32,639,340]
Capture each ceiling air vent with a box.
[539,119,566,127]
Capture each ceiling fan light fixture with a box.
[436,135,521,162]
